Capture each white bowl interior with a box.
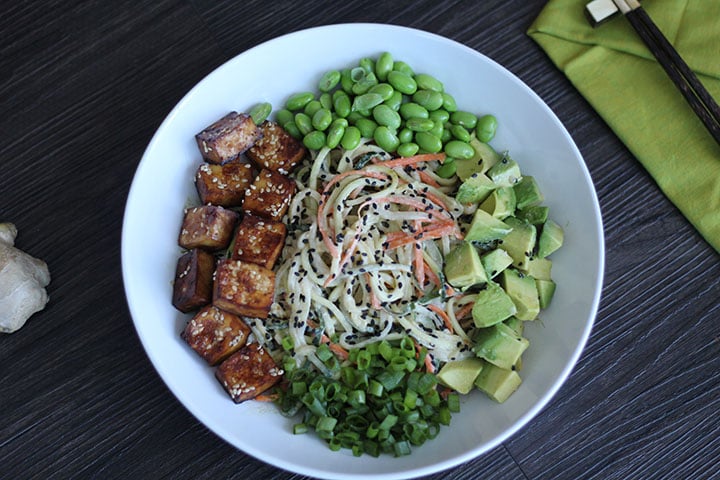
[122,23,604,480]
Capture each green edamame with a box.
[436,157,457,178]
[352,93,384,112]
[373,126,400,152]
[397,142,420,157]
[340,69,354,93]
[318,70,341,92]
[383,90,403,111]
[275,108,294,126]
[372,104,401,130]
[286,92,315,111]
[319,92,333,111]
[326,120,346,149]
[312,108,333,131]
[303,130,326,150]
[387,71,417,95]
[406,117,434,132]
[444,140,475,159]
[441,92,458,112]
[355,118,378,138]
[450,110,478,129]
[341,126,362,150]
[392,61,414,76]
[398,127,414,144]
[283,121,302,139]
[359,57,375,74]
[412,90,444,111]
[429,119,444,138]
[399,102,429,120]
[476,114,498,143]
[414,73,444,93]
[450,124,471,142]
[304,100,322,117]
[249,102,271,125]
[429,109,450,124]
[368,83,395,101]
[375,52,394,81]
[294,112,313,135]
[333,90,352,118]
[415,131,442,153]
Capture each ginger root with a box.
[0,223,50,333]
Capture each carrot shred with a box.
[424,258,441,288]
[424,352,435,373]
[455,302,475,320]
[416,169,440,188]
[428,303,454,334]
[321,334,349,360]
[372,152,446,169]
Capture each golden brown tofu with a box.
[213,259,275,319]
[247,121,306,175]
[181,305,251,365]
[230,214,287,270]
[242,168,296,221]
[215,343,283,403]
[194,160,255,207]
[195,112,261,164]
[172,248,215,313]
[178,205,238,250]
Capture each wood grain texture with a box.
[1,1,718,479]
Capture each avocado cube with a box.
[472,322,529,370]
[501,217,537,270]
[444,241,488,290]
[513,175,544,210]
[474,362,522,403]
[503,316,524,336]
[455,173,496,205]
[521,256,553,281]
[487,154,522,187]
[479,186,516,219]
[465,209,512,244]
[471,281,517,328]
[481,248,513,279]
[500,269,540,321]
[536,278,557,309]
[455,138,501,180]
[436,357,485,394]
[516,205,549,225]
[537,219,564,258]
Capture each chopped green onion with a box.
[293,423,308,434]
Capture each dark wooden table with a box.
[2,1,719,479]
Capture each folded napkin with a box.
[528,0,720,253]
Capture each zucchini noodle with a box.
[273,139,475,373]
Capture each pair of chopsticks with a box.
[586,0,720,147]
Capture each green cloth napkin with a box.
[528,0,720,253]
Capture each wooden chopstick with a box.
[613,0,720,147]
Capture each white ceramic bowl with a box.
[122,23,604,480]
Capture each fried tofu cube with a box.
[181,305,251,365]
[230,214,287,270]
[178,205,238,250]
[195,160,255,207]
[213,259,275,319]
[247,121,306,174]
[215,343,284,403]
[172,248,215,313]
[242,168,296,221]
[195,112,261,164]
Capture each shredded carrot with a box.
[416,169,440,188]
[428,303,454,334]
[385,221,460,249]
[254,393,279,402]
[424,352,435,373]
[423,258,441,288]
[366,272,381,310]
[455,302,475,320]
[372,152,446,169]
[320,334,349,360]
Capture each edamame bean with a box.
[359,57,375,74]
[436,157,457,178]
[415,131,442,153]
[286,92,315,111]
[450,110,478,129]
[352,72,378,95]
[249,102,271,125]
[283,121,302,139]
[444,140,475,159]
[340,69,354,93]
[368,83,394,101]
[318,70,341,92]
[399,102,429,120]
[341,126,362,150]
[312,108,333,131]
[375,52,394,81]
[383,90,403,111]
[441,92,458,112]
[412,90,444,111]
[326,120,346,149]
[393,61,414,76]
[414,73,444,93]
[476,114,498,143]
[387,71,417,95]
[398,127,414,144]
[372,104,401,130]
[373,126,400,152]
[441,126,452,143]
[304,100,322,117]
[350,67,366,82]
[405,117,434,132]
[352,92,384,112]
[429,109,450,124]
[332,118,349,128]
[355,118,378,138]
[275,108,294,126]
[429,119,444,138]
[319,93,333,110]
[303,130,326,150]
[294,112,313,135]
[397,142,420,157]
[333,90,352,118]
[346,111,364,123]
[451,124,471,142]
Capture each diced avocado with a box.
[487,154,522,187]
[436,357,485,394]
[472,321,529,370]
[479,186,516,219]
[513,175,544,210]
[536,278,556,309]
[455,172,496,205]
[474,362,522,403]
[481,248,513,279]
[500,217,536,270]
[521,256,552,281]
[444,241,488,290]
[537,219,564,258]
[500,269,540,321]
[503,316,524,336]
[471,281,517,328]
[464,209,512,244]
[516,205,549,225]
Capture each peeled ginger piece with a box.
[0,223,50,333]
